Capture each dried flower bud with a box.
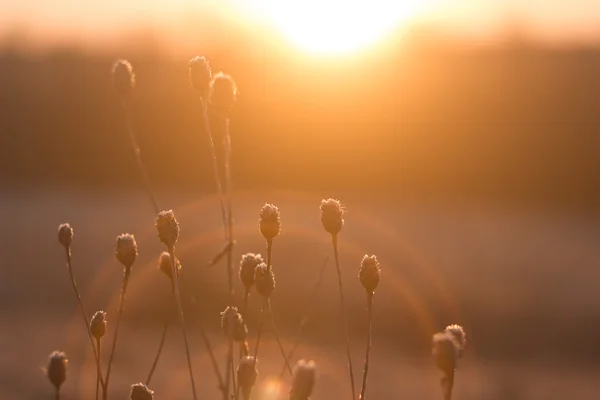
[209,72,237,118]
[112,59,135,94]
[220,306,248,342]
[58,223,73,249]
[289,359,317,400]
[359,255,381,295]
[158,251,181,281]
[90,311,107,340]
[47,351,68,391]
[254,262,276,298]
[189,56,212,93]
[432,332,459,378]
[155,210,180,248]
[115,233,138,268]
[320,199,344,235]
[259,204,280,241]
[239,253,264,289]
[444,324,467,357]
[130,382,154,400]
[237,356,258,400]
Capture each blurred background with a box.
[2,1,600,399]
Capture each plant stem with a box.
[95,338,101,400]
[64,248,104,388]
[266,239,273,274]
[55,388,60,400]
[252,302,265,365]
[103,267,131,400]
[267,300,293,376]
[146,294,173,385]
[359,294,374,400]
[443,370,455,400]
[331,234,356,400]
[168,246,198,400]
[195,315,226,394]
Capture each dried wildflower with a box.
[359,255,381,295]
[432,332,459,377]
[289,359,317,400]
[254,262,276,298]
[237,356,258,399]
[57,223,73,249]
[259,204,280,241]
[445,324,467,357]
[90,311,107,340]
[47,351,68,391]
[220,306,248,342]
[155,210,180,248]
[115,233,138,268]
[320,199,344,235]
[189,56,212,93]
[239,253,264,290]
[158,251,181,280]
[112,59,135,94]
[130,382,154,400]
[209,72,238,118]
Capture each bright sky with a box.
[3,0,600,52]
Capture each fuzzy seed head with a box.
[320,199,344,235]
[115,233,138,268]
[445,324,467,357]
[432,332,459,377]
[220,306,248,342]
[237,356,258,399]
[47,351,68,390]
[259,204,281,241]
[239,253,264,289]
[90,311,107,340]
[290,359,317,400]
[130,382,154,400]
[254,262,276,298]
[158,251,181,281]
[112,59,135,94]
[58,223,73,249]
[189,56,212,93]
[359,255,381,295]
[209,72,238,118]
[155,210,179,247]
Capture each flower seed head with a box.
[189,56,212,93]
[209,72,238,118]
[359,255,381,295]
[90,311,107,340]
[47,351,68,391]
[130,382,154,400]
[259,204,280,241]
[58,223,73,249]
[237,356,258,399]
[432,332,459,377]
[239,253,264,289]
[155,210,180,247]
[220,306,248,342]
[444,324,467,357]
[320,199,344,235]
[158,251,181,281]
[254,262,276,298]
[289,359,317,400]
[112,59,135,94]
[115,233,138,269]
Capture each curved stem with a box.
[332,234,356,400]
[103,267,131,399]
[95,339,101,400]
[146,295,173,385]
[359,294,374,400]
[267,300,293,376]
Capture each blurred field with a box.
[3,187,600,399]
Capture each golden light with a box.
[245,0,435,54]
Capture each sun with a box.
[246,0,432,54]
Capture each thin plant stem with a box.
[278,257,329,379]
[332,234,356,400]
[359,294,374,400]
[443,370,455,400]
[103,268,131,400]
[146,295,173,385]
[230,350,237,396]
[252,303,265,365]
[121,97,160,215]
[55,388,60,400]
[266,239,273,273]
[195,315,226,394]
[63,248,104,388]
[168,246,198,400]
[240,289,250,361]
[95,338,101,400]
[267,300,293,376]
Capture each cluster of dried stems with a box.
[44,57,467,400]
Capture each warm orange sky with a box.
[3,0,600,51]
